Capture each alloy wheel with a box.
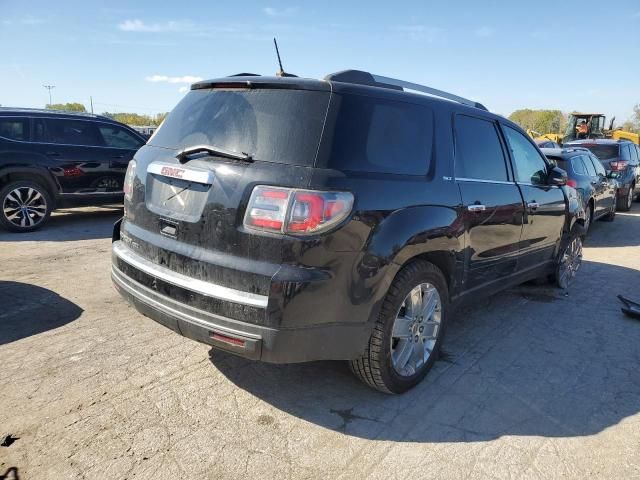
[557,236,583,289]
[2,186,48,229]
[390,283,442,377]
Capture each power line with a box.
[43,84,55,105]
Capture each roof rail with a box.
[324,70,488,111]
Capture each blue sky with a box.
[1,0,639,123]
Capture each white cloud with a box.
[178,86,190,94]
[118,19,191,32]
[146,75,203,84]
[393,25,446,42]
[475,26,495,38]
[263,7,299,17]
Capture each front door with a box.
[454,114,525,292]
[502,125,567,271]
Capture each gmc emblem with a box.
[160,166,185,179]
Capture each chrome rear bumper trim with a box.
[112,241,268,308]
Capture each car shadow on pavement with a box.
[0,206,122,243]
[0,282,83,345]
[586,207,640,248]
[210,259,640,443]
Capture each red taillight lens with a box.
[244,186,354,235]
[63,166,83,177]
[123,160,137,201]
[567,179,577,188]
[609,160,628,171]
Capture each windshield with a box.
[150,88,330,166]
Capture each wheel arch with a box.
[0,167,58,201]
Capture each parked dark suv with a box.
[111,71,584,393]
[541,147,617,230]
[0,108,146,231]
[563,139,640,211]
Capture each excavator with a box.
[528,112,639,145]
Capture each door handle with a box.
[527,202,539,210]
[467,204,486,212]
[46,151,61,157]
[112,154,125,159]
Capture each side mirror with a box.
[548,166,567,186]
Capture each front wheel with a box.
[554,235,583,289]
[0,180,53,232]
[350,261,448,394]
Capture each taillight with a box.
[63,166,83,177]
[567,179,577,188]
[609,160,628,171]
[244,186,354,235]
[123,160,137,201]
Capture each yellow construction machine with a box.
[527,112,639,145]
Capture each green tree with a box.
[508,109,567,135]
[100,112,168,126]
[46,102,87,112]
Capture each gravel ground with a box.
[1,204,639,480]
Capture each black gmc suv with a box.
[0,108,146,231]
[111,71,585,393]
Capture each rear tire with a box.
[618,184,634,212]
[350,261,448,394]
[553,234,583,289]
[0,180,53,232]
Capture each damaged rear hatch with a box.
[119,78,331,299]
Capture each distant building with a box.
[129,125,157,139]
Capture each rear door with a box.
[94,122,145,190]
[501,125,567,270]
[454,114,525,291]
[31,117,117,193]
[584,153,609,216]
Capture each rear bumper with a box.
[111,241,372,363]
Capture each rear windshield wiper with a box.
[176,144,254,163]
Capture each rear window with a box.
[149,88,330,166]
[323,94,433,175]
[577,144,619,160]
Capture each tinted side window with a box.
[42,119,103,146]
[628,144,639,164]
[454,115,507,181]
[571,156,586,175]
[582,155,597,176]
[503,126,548,185]
[620,145,631,161]
[327,95,433,175]
[589,155,606,176]
[0,118,28,141]
[99,125,144,149]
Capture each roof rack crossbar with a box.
[370,74,487,111]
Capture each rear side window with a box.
[589,154,606,176]
[454,115,507,181]
[325,94,433,175]
[38,119,103,146]
[571,156,586,175]
[98,125,144,149]
[620,145,631,161]
[629,144,639,164]
[581,155,597,176]
[0,118,27,141]
[151,88,330,166]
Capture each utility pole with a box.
[43,84,55,106]
[90,96,94,114]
